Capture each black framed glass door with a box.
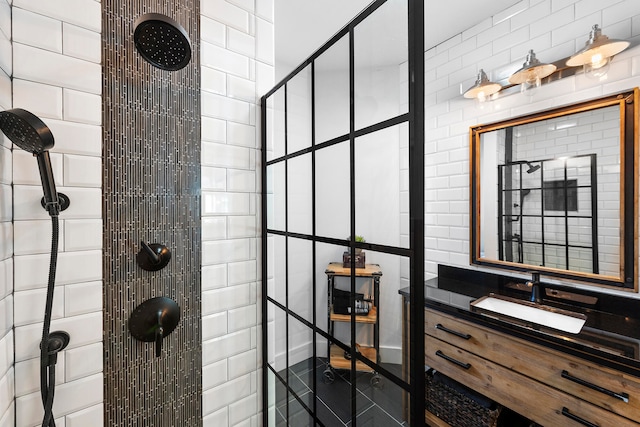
[261,1,424,425]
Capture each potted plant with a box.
[343,235,366,268]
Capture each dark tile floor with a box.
[275,357,407,426]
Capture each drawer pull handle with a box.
[561,407,598,427]
[561,370,629,403]
[435,323,471,340]
[435,350,471,370]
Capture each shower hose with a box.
[40,215,60,427]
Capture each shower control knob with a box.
[137,241,171,271]
[129,297,180,358]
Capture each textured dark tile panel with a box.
[102,1,202,426]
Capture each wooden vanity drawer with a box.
[425,334,640,427]
[426,308,640,422]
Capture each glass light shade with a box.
[509,50,556,85]
[463,69,501,100]
[566,24,630,67]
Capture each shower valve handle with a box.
[155,325,164,357]
[137,241,171,271]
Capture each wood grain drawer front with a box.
[425,309,640,421]
[425,335,640,427]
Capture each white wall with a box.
[200,0,274,425]
[0,1,13,426]
[8,1,104,426]
[424,0,640,304]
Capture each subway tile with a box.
[13,0,101,32]
[13,79,63,120]
[255,59,275,98]
[0,33,10,78]
[202,66,227,95]
[228,393,257,426]
[0,397,14,427]
[14,250,102,291]
[15,373,102,426]
[63,219,101,252]
[202,283,254,315]
[492,25,529,55]
[202,91,251,124]
[0,332,12,380]
[202,117,227,142]
[14,43,101,94]
[0,1,9,42]
[13,186,101,220]
[201,0,250,33]
[202,329,252,366]
[201,15,226,47]
[14,355,64,397]
[228,304,257,332]
[0,71,10,112]
[0,186,8,223]
[0,296,10,342]
[43,119,102,156]
[202,359,227,391]
[11,220,53,256]
[202,264,228,291]
[12,150,63,187]
[228,27,255,58]
[62,23,100,63]
[227,169,255,192]
[63,154,101,187]
[255,0,274,23]
[0,260,11,301]
[65,404,103,427]
[14,288,64,326]
[202,166,227,191]
[228,260,256,285]
[202,216,227,241]
[202,312,228,340]
[227,75,256,103]
[64,281,102,317]
[228,216,256,239]
[14,312,102,362]
[202,373,251,415]
[0,369,14,420]
[493,0,529,25]
[202,239,254,265]
[12,8,62,53]
[255,17,274,66]
[227,121,256,147]
[63,89,101,125]
[202,141,251,169]
[202,191,251,215]
[202,41,250,78]
[64,342,102,382]
[203,407,228,426]
[0,223,11,261]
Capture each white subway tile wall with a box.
[201,0,273,425]
[425,0,640,305]
[0,0,11,425]
[9,0,104,425]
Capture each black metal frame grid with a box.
[261,0,425,425]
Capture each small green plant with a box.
[347,235,366,243]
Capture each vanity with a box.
[400,265,640,426]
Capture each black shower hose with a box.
[40,215,60,427]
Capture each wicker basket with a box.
[425,370,502,427]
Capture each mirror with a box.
[470,89,638,290]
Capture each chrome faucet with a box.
[526,272,541,303]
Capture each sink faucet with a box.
[526,272,541,303]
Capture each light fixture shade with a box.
[566,24,630,67]
[508,50,556,84]
[463,69,501,99]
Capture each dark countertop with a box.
[399,267,640,378]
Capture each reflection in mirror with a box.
[315,35,350,143]
[471,89,638,289]
[288,237,313,323]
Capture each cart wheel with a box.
[370,374,383,389]
[323,368,335,384]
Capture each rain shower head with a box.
[526,162,541,174]
[0,108,60,216]
[134,13,191,71]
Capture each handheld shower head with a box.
[0,108,61,216]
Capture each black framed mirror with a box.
[470,88,638,290]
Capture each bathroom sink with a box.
[470,294,587,334]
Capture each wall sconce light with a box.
[508,50,556,93]
[566,24,630,77]
[463,69,502,101]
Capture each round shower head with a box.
[134,13,192,71]
[0,108,54,154]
